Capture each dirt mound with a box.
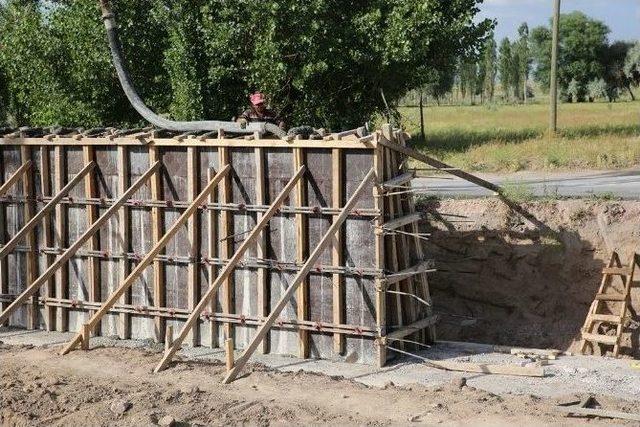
[421,198,640,357]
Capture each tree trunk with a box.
[627,84,636,101]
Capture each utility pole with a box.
[549,0,561,134]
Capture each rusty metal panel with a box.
[95,147,121,335]
[305,148,334,358]
[264,148,298,356]
[229,148,258,348]
[344,149,377,364]
[128,147,155,339]
[4,147,28,326]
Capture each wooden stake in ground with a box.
[223,169,375,384]
[153,166,306,373]
[60,164,231,355]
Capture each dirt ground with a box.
[422,198,640,356]
[1,340,639,427]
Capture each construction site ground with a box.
[1,327,640,426]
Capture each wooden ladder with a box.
[580,251,639,357]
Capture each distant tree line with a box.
[0,0,493,129]
[410,11,640,105]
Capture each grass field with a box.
[401,101,640,172]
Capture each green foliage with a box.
[478,34,497,101]
[531,11,610,102]
[0,0,493,130]
[587,78,608,101]
[498,38,514,99]
[625,42,640,86]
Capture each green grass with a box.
[401,101,640,172]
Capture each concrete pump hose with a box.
[98,0,287,138]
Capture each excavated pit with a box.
[421,197,640,357]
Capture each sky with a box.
[478,0,640,42]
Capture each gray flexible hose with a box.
[99,1,286,138]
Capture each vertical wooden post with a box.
[81,323,90,350]
[83,146,100,334]
[117,146,131,339]
[373,134,387,367]
[254,146,269,354]
[40,147,56,331]
[54,146,69,332]
[331,148,345,354]
[294,147,309,359]
[225,338,234,371]
[207,166,219,348]
[149,146,165,342]
[219,146,233,341]
[550,0,561,134]
[383,146,405,351]
[20,146,38,329]
[187,147,200,346]
[165,325,174,352]
[0,149,7,326]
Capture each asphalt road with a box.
[416,169,640,199]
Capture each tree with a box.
[479,34,497,101]
[602,41,634,101]
[498,38,514,100]
[624,42,640,97]
[0,0,494,130]
[531,11,610,102]
[587,78,608,101]
[515,23,532,102]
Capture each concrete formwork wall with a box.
[0,140,386,363]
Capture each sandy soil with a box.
[1,341,638,426]
[422,198,640,356]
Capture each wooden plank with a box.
[54,146,68,331]
[39,147,55,330]
[602,267,633,276]
[555,406,640,422]
[117,146,131,339]
[384,261,435,286]
[427,359,544,377]
[0,149,7,326]
[219,147,233,341]
[294,148,309,359]
[377,137,501,194]
[0,160,31,197]
[187,147,200,346]
[225,338,234,371]
[594,294,626,301]
[386,316,439,341]
[153,166,305,373]
[397,131,435,343]
[0,162,162,326]
[0,162,95,260]
[82,147,100,334]
[149,146,165,343]
[373,141,387,368]
[331,148,344,354]
[1,137,375,150]
[254,147,269,354]
[581,332,618,345]
[589,314,623,324]
[223,168,375,383]
[380,172,415,191]
[207,166,219,348]
[60,164,230,355]
[382,212,423,231]
[21,146,38,329]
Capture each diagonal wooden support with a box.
[223,168,375,384]
[377,137,501,194]
[153,165,306,373]
[60,164,231,355]
[0,161,161,326]
[0,160,32,197]
[0,162,95,260]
